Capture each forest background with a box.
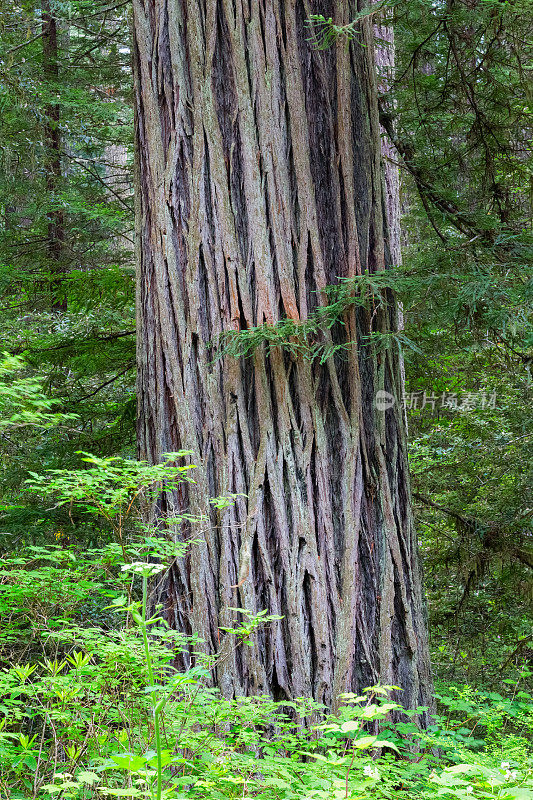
[0,0,532,797]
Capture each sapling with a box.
[117,562,168,800]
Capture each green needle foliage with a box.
[0,0,136,512]
[216,272,421,362]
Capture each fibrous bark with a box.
[133,0,432,711]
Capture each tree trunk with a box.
[133,0,433,710]
[375,20,408,433]
[42,0,66,312]
[375,21,401,267]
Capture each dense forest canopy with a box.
[0,0,531,797]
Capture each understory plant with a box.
[1,453,533,799]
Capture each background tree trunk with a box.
[133,0,433,710]
[42,0,66,312]
[374,19,409,433]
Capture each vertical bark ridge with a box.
[134,0,433,710]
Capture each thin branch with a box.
[30,330,136,353]
[66,364,134,403]
[63,153,134,213]
[7,30,46,54]
[71,0,131,21]
[412,492,473,529]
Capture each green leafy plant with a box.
[0,354,78,431]
[306,2,393,49]
[25,450,196,561]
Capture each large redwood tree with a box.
[133,0,433,709]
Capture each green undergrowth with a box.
[1,539,533,800]
[1,452,532,800]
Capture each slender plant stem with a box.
[141,575,162,800]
